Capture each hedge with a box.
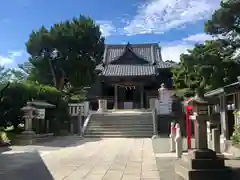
[0,81,71,134]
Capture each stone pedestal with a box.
[175,149,231,180]
[16,131,36,145]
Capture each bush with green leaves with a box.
[231,121,240,145]
[0,81,71,134]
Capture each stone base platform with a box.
[13,133,54,145]
[175,149,232,180]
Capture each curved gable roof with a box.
[103,43,161,64]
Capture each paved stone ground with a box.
[0,137,160,180]
[152,136,240,180]
[152,136,195,180]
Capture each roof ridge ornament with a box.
[125,42,133,51]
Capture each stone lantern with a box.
[27,100,55,133]
[187,90,211,149]
[21,105,37,135]
[175,89,231,180]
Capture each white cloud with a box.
[183,33,214,42]
[123,0,220,35]
[96,20,116,37]
[0,51,23,66]
[162,43,192,62]
[0,56,13,65]
[161,33,216,62]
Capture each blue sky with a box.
[0,0,220,68]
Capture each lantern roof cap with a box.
[21,105,37,111]
[185,89,216,106]
[27,100,55,108]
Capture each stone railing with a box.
[68,101,89,116]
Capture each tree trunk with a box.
[56,69,66,91]
[48,59,57,87]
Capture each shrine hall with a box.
[87,43,176,110]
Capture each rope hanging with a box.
[117,84,136,90]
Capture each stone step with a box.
[89,119,153,123]
[86,112,154,138]
[84,134,152,138]
[86,127,153,131]
[87,125,153,129]
[88,123,153,126]
[91,113,152,116]
[92,118,152,122]
[85,130,153,133]
[92,114,152,119]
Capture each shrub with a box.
[231,122,240,145]
[0,81,70,134]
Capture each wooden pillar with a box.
[114,84,118,109]
[140,84,144,109]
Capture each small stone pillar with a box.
[207,121,212,149]
[151,108,158,139]
[77,109,83,137]
[169,122,176,152]
[212,128,221,153]
[175,123,182,158]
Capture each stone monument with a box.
[175,90,232,180]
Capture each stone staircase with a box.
[84,111,154,137]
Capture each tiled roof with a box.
[103,43,160,64]
[155,61,176,68]
[101,65,156,76]
[96,43,177,77]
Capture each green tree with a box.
[25,15,105,90]
[17,61,33,76]
[205,0,240,37]
[0,66,11,83]
[172,40,240,92]
[165,60,176,64]
[205,0,240,57]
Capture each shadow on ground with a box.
[0,151,54,180]
[0,146,11,154]
[153,135,193,153]
[10,135,102,150]
[32,136,102,148]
